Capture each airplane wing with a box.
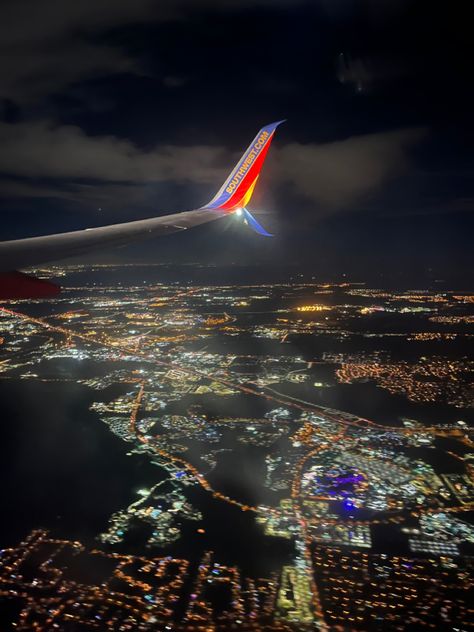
[0,208,222,272]
[0,120,284,298]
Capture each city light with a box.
[0,265,473,630]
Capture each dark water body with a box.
[0,380,163,548]
[0,379,292,578]
[166,392,274,422]
[120,484,295,578]
[406,445,466,474]
[287,331,474,362]
[198,328,474,366]
[207,440,277,505]
[272,379,474,427]
[371,523,411,555]
[37,358,132,380]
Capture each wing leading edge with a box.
[0,207,222,271]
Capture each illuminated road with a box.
[0,306,383,432]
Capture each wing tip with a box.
[262,119,286,134]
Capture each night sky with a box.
[0,0,472,280]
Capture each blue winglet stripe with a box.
[243,208,273,237]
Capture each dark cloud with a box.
[337,53,416,94]
[319,0,409,22]
[275,128,426,210]
[0,1,155,103]
[0,119,425,216]
[0,42,138,104]
[0,120,224,183]
[0,0,303,103]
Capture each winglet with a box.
[243,208,273,237]
[205,120,285,212]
